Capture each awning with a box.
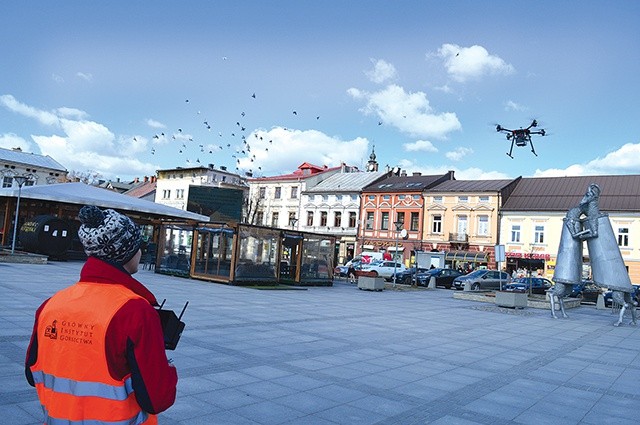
[445,250,489,263]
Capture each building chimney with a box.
[400,170,407,177]
[134,177,139,183]
[220,165,227,171]
[144,176,149,182]
[412,172,422,177]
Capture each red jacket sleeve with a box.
[107,299,178,414]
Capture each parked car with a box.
[360,260,407,280]
[570,281,604,303]
[603,284,640,307]
[391,267,430,285]
[414,268,464,289]
[503,277,553,295]
[451,269,511,290]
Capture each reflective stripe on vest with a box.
[42,407,148,425]
[31,370,134,400]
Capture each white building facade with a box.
[155,165,248,211]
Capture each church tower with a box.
[366,146,379,172]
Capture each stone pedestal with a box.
[357,276,385,291]
[495,291,528,308]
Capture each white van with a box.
[345,251,384,267]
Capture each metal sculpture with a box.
[550,184,637,326]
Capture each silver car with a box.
[451,270,511,290]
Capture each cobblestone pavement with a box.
[2,261,640,424]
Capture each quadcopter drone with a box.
[496,119,546,158]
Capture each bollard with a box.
[428,276,436,289]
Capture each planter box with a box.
[495,291,528,308]
[357,276,385,291]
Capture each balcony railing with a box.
[448,233,469,242]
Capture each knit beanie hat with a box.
[77,206,141,265]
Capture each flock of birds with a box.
[142,93,337,177]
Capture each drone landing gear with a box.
[530,141,538,156]
[507,141,515,159]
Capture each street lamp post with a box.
[10,174,33,254]
[392,221,404,287]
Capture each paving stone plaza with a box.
[2,261,639,424]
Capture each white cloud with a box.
[445,147,474,161]
[51,74,64,84]
[365,59,397,84]
[76,72,93,82]
[397,159,511,180]
[437,43,515,83]
[0,95,60,126]
[236,127,370,175]
[146,118,166,129]
[0,133,33,151]
[57,107,89,120]
[404,140,438,153]
[504,100,527,112]
[533,142,640,177]
[348,84,461,138]
[1,95,159,178]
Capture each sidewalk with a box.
[2,261,639,425]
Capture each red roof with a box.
[249,162,340,182]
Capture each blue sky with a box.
[1,1,639,181]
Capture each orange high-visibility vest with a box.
[31,282,158,424]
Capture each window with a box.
[322,195,328,202]
[271,212,279,227]
[290,186,298,199]
[381,212,389,230]
[274,187,281,199]
[349,212,357,228]
[412,195,421,199]
[310,194,316,201]
[368,195,375,200]
[351,195,358,201]
[306,211,314,226]
[479,196,490,203]
[256,211,264,225]
[511,225,521,243]
[334,212,342,227]
[433,196,443,202]
[398,194,405,200]
[365,212,374,230]
[457,215,468,237]
[534,225,545,244]
[432,215,442,234]
[396,212,405,226]
[320,211,328,226]
[25,180,35,187]
[259,187,266,198]
[336,194,343,201]
[163,189,171,199]
[176,189,184,199]
[410,212,419,231]
[618,228,629,247]
[478,215,489,236]
[288,212,297,226]
[2,176,12,188]
[383,195,390,200]
[458,196,468,203]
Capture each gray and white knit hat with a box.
[77,206,141,265]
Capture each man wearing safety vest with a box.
[25,206,178,424]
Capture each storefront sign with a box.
[506,252,551,260]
